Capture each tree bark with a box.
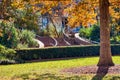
[49,15,60,38]
[97,0,114,66]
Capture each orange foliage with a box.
[3,0,120,28]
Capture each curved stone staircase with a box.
[63,27,92,46]
[36,35,57,47]
[35,29,99,47]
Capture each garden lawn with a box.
[0,56,120,80]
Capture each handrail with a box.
[51,37,58,46]
[63,27,70,39]
[62,27,72,45]
[63,39,71,46]
[75,33,99,44]
[34,39,44,48]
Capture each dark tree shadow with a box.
[13,73,88,80]
[92,66,109,80]
[12,71,120,80]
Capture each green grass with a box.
[0,56,120,80]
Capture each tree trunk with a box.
[49,16,60,38]
[97,0,114,66]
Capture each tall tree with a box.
[1,0,119,66]
[97,0,114,66]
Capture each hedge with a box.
[16,44,120,61]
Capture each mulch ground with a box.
[62,65,120,75]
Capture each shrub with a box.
[111,36,120,44]
[17,43,28,49]
[0,21,38,48]
[90,24,100,41]
[0,44,16,60]
[79,27,92,39]
[16,44,120,61]
[8,26,20,48]
[79,24,100,42]
[0,21,20,48]
[20,30,38,47]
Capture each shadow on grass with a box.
[26,56,94,63]
[13,73,88,80]
[12,72,120,80]
[92,66,109,80]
